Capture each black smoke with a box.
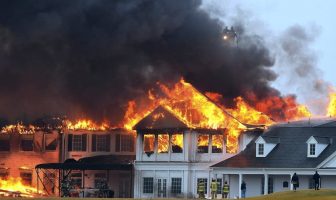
[0,0,278,124]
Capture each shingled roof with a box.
[212,119,336,169]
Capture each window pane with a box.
[171,134,183,153]
[21,139,33,151]
[258,144,264,155]
[0,139,10,151]
[212,134,223,153]
[73,135,82,151]
[20,172,32,185]
[143,177,154,193]
[121,134,134,152]
[96,135,107,151]
[144,134,155,153]
[158,134,169,153]
[171,178,182,194]
[197,134,209,153]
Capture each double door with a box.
[157,178,167,198]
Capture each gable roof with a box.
[212,122,336,169]
[134,106,188,130]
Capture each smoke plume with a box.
[0,0,295,125]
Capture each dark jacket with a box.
[313,172,320,183]
[241,182,246,190]
[291,174,299,185]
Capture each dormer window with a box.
[309,143,316,156]
[306,136,330,158]
[258,143,264,155]
[255,136,279,157]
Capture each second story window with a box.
[171,133,183,153]
[92,134,110,152]
[158,134,169,153]
[68,134,87,152]
[143,134,155,154]
[197,134,209,153]
[0,135,10,151]
[115,134,135,152]
[212,134,223,153]
[258,143,264,155]
[45,133,58,151]
[21,135,33,151]
[309,143,316,156]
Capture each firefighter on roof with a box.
[211,179,218,199]
[197,179,205,198]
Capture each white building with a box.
[212,119,336,198]
[133,106,259,198]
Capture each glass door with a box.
[157,178,167,198]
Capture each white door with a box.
[157,178,167,198]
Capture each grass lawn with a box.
[243,189,336,200]
[1,189,336,200]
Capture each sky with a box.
[203,0,336,111]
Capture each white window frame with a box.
[309,143,316,156]
[143,177,154,194]
[96,135,107,152]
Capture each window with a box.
[45,134,57,151]
[258,143,264,155]
[197,178,208,194]
[216,178,222,194]
[212,134,223,153]
[197,134,209,153]
[283,181,288,188]
[158,134,169,153]
[171,178,182,194]
[0,136,10,151]
[0,169,8,180]
[143,134,155,154]
[94,173,107,189]
[115,134,135,152]
[171,134,183,153]
[21,138,33,151]
[143,177,154,194]
[310,144,316,155]
[68,134,87,152]
[71,172,82,188]
[20,172,32,185]
[92,134,110,152]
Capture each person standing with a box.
[198,179,205,199]
[222,181,229,199]
[313,171,321,190]
[241,181,246,198]
[291,173,299,191]
[210,179,218,199]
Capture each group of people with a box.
[197,179,246,199]
[198,171,321,199]
[291,171,321,191]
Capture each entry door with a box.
[157,178,167,198]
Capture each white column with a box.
[264,174,268,195]
[238,174,243,198]
[290,174,293,190]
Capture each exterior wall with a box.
[273,175,291,193]
[0,130,60,191]
[64,129,135,161]
[134,130,238,198]
[320,175,336,188]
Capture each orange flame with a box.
[327,92,336,117]
[0,177,43,197]
[1,123,35,134]
[65,119,109,131]
[122,78,313,153]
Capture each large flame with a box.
[327,92,336,117]
[0,177,43,197]
[1,123,36,134]
[122,78,313,153]
[65,119,109,131]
